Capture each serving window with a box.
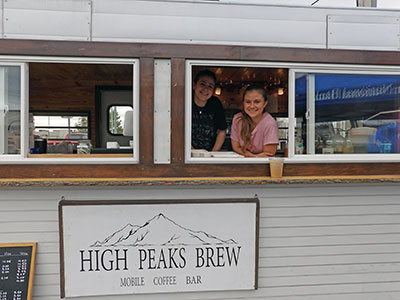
[0,57,139,163]
[186,61,400,163]
[185,60,289,163]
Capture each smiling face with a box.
[243,90,268,123]
[193,76,216,107]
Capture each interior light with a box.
[215,86,222,95]
[278,88,284,96]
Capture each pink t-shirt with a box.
[230,112,279,154]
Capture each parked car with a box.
[47,133,88,153]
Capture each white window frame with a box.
[186,59,400,164]
[0,62,28,159]
[0,56,139,164]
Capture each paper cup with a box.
[269,157,284,178]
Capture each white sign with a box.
[59,199,259,298]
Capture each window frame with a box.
[0,62,28,159]
[185,59,400,164]
[0,56,139,164]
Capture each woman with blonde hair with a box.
[231,85,279,157]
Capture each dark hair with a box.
[194,69,216,84]
[239,84,268,152]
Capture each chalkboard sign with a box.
[0,243,37,300]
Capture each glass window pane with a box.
[294,74,307,154]
[0,66,21,155]
[295,73,400,154]
[32,113,89,154]
[108,105,131,135]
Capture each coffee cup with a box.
[269,157,284,178]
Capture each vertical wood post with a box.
[139,58,154,164]
[171,58,186,164]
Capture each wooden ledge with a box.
[0,175,399,187]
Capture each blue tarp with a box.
[295,74,400,121]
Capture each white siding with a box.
[1,183,400,299]
[0,0,398,50]
[0,1,3,38]
[91,0,326,48]
[3,0,91,41]
[327,15,400,50]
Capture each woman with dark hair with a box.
[231,85,279,157]
[192,69,227,151]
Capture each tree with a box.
[74,117,88,133]
[109,108,123,134]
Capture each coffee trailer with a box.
[1,1,400,299]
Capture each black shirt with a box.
[192,96,227,151]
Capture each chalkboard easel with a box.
[0,243,37,300]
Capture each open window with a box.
[185,60,288,163]
[0,57,139,163]
[186,60,400,163]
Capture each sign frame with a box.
[0,242,38,300]
[59,198,259,298]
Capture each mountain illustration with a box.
[91,223,140,246]
[91,213,237,247]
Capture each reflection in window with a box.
[0,66,21,155]
[32,113,89,154]
[108,105,132,135]
[295,73,400,154]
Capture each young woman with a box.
[231,85,279,157]
[192,69,227,151]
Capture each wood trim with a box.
[1,39,400,179]
[0,243,37,300]
[58,203,66,298]
[2,39,400,65]
[0,163,399,178]
[171,58,185,164]
[139,58,154,164]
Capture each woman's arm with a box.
[212,130,226,151]
[254,144,278,157]
[231,140,257,157]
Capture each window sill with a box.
[27,154,133,158]
[186,154,400,164]
[0,155,138,164]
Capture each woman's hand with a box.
[243,151,257,157]
[255,152,271,158]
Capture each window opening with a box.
[28,62,136,158]
[189,64,288,159]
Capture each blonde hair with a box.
[239,85,268,152]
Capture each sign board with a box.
[0,243,37,300]
[59,199,259,298]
